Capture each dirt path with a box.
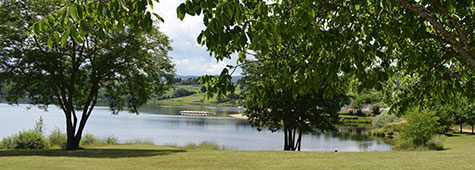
[229,114,248,120]
[461,129,474,133]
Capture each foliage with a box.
[33,116,45,135]
[0,118,50,150]
[372,103,382,115]
[216,93,240,103]
[372,113,398,128]
[124,138,154,145]
[10,131,50,149]
[0,135,16,149]
[394,108,444,150]
[48,128,67,149]
[80,134,99,146]
[175,78,201,85]
[240,61,347,151]
[0,0,173,149]
[104,136,119,145]
[172,88,196,98]
[178,0,474,117]
[180,141,221,150]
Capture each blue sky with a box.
[153,1,241,76]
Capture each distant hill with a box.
[175,75,242,83]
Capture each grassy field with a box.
[0,134,474,169]
[152,85,240,107]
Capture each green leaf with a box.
[32,23,40,36]
[153,13,164,22]
[62,6,70,24]
[197,32,204,44]
[144,12,153,31]
[101,4,108,17]
[238,52,246,64]
[61,29,70,47]
[70,5,79,21]
[47,37,53,49]
[177,4,186,20]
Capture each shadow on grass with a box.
[0,149,186,158]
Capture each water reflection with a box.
[0,104,391,151]
[139,104,239,117]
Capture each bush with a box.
[172,88,196,98]
[0,135,16,149]
[372,104,382,115]
[393,108,445,150]
[182,141,220,150]
[12,130,49,149]
[48,127,67,148]
[125,138,154,145]
[104,136,119,145]
[372,113,398,128]
[81,133,99,146]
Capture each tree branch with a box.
[394,0,474,67]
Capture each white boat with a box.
[179,110,216,116]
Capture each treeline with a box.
[173,78,200,85]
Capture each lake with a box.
[0,103,391,151]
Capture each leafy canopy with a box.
[178,0,473,114]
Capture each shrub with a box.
[81,133,99,146]
[372,113,398,128]
[48,127,67,148]
[393,108,444,150]
[181,141,220,150]
[13,130,49,149]
[172,88,196,98]
[372,104,382,115]
[0,135,17,149]
[125,138,154,145]
[104,136,119,144]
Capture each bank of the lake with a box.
[0,134,473,169]
[0,104,389,151]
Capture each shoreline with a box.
[229,114,248,120]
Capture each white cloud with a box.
[174,59,190,65]
[206,61,229,74]
[151,1,241,76]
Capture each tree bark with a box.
[472,123,474,134]
[284,127,289,150]
[283,127,302,151]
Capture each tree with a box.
[240,59,347,151]
[178,0,473,115]
[0,0,174,149]
[172,88,196,98]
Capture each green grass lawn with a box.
[153,85,240,107]
[1,134,474,169]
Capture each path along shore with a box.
[229,114,248,120]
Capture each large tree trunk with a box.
[472,123,474,134]
[283,127,302,151]
[460,123,463,133]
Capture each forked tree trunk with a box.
[283,127,303,151]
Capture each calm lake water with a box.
[0,103,391,151]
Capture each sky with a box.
[152,1,241,76]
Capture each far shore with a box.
[229,114,248,120]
